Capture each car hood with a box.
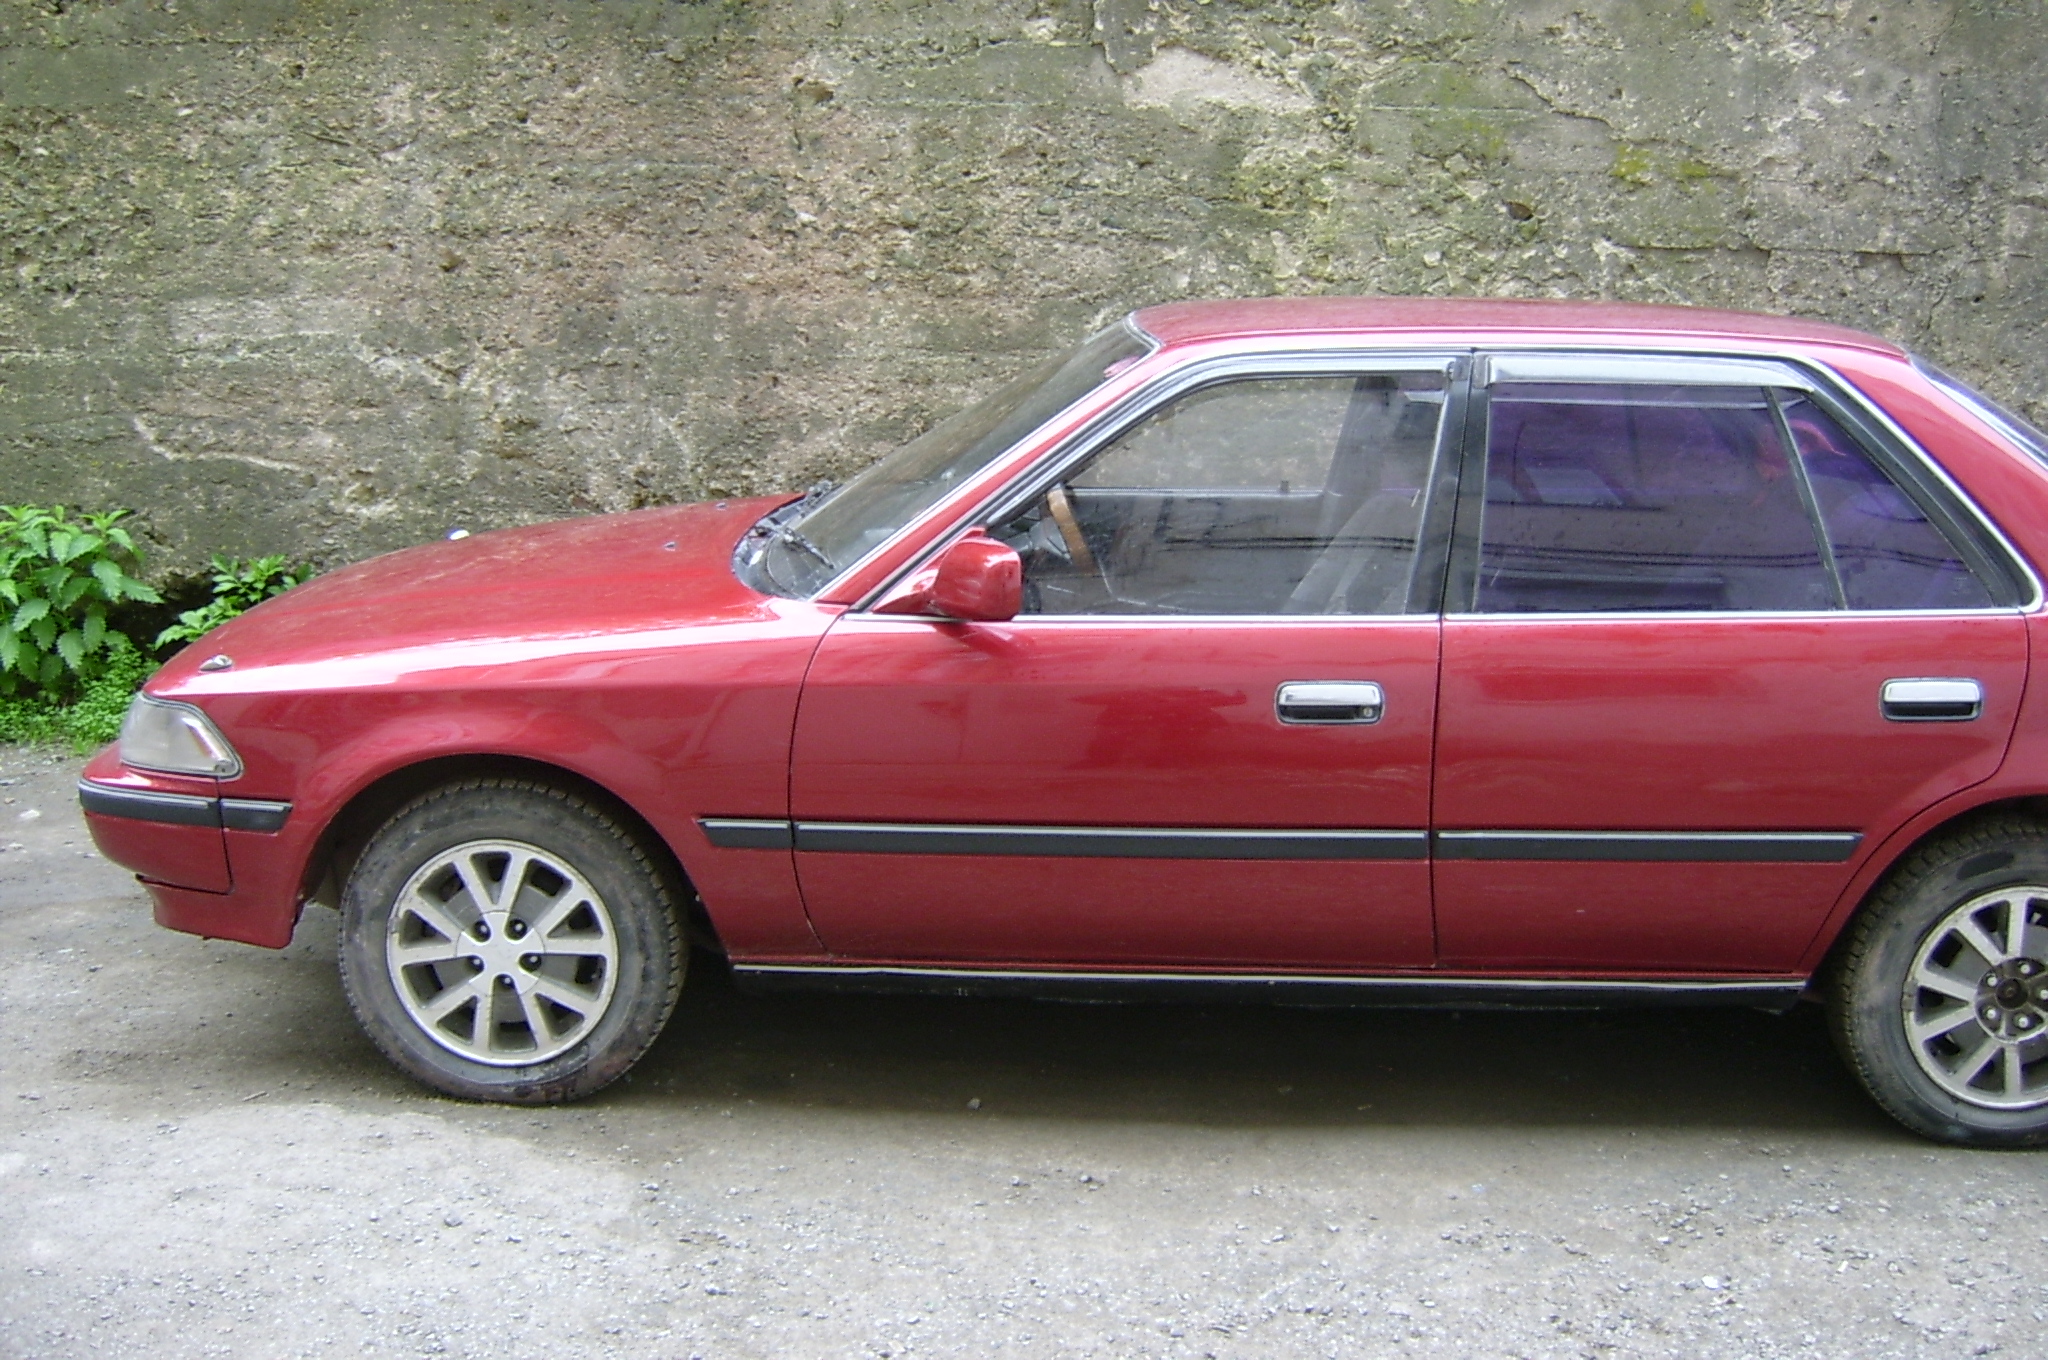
[153,496,802,685]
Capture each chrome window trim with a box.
[834,613,1444,628]
[1442,606,2031,623]
[1479,353,1816,390]
[847,346,1468,615]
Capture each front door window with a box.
[995,372,1449,616]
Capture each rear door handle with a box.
[1881,677,1983,722]
[1276,681,1384,725]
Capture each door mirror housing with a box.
[873,531,1022,622]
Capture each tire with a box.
[338,778,685,1103]
[1830,815,2048,1147]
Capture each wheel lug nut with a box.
[473,923,490,941]
[1983,1007,2002,1024]
[498,974,513,987]
[508,920,526,939]
[1985,972,2000,987]
[2021,1015,2037,1030]
[521,953,541,969]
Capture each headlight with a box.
[119,695,244,779]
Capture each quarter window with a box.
[1779,393,1993,610]
[1472,382,1994,613]
[994,372,1448,616]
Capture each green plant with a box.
[0,505,160,697]
[155,554,311,649]
[0,631,154,749]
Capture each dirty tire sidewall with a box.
[339,779,684,1103]
[1830,816,2048,1148]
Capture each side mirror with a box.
[873,530,1022,622]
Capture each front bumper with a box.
[79,748,306,949]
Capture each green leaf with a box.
[11,598,49,629]
[56,574,92,611]
[81,608,105,653]
[29,617,57,650]
[55,629,84,672]
[0,627,17,673]
[90,557,126,599]
[122,577,162,603]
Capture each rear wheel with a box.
[339,778,685,1102]
[1830,816,2048,1146]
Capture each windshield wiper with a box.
[770,522,834,572]
[739,489,840,594]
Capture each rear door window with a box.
[1468,374,1997,613]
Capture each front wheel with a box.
[1830,816,2048,1146]
[339,778,685,1102]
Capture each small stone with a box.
[1702,1275,1724,1290]
[442,1213,463,1228]
[966,1098,981,1110]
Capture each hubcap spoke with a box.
[2010,896,2040,965]
[531,973,602,1015]
[419,974,487,1024]
[1910,1004,1980,1046]
[1910,963,1979,1005]
[1956,916,2010,968]
[1951,1032,2002,1087]
[386,838,621,1067]
[402,889,470,947]
[525,884,592,942]
[515,986,555,1048]
[2004,1045,2028,1099]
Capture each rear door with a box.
[1433,353,2032,973]
[787,357,1467,969]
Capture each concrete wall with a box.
[3,0,2044,574]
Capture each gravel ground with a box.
[4,745,2046,1359]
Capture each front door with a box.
[788,360,1464,969]
[1434,355,2030,973]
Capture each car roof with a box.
[1129,296,1906,357]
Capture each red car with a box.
[79,297,2048,1145]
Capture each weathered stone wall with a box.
[3,0,2045,574]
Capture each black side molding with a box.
[78,780,291,834]
[701,818,1860,864]
[699,817,1428,859]
[1433,830,1862,863]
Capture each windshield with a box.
[1918,357,2048,468]
[738,321,1154,597]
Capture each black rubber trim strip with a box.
[1433,830,1862,863]
[219,798,292,833]
[733,964,1805,1013]
[703,819,1859,864]
[792,821,1429,860]
[700,818,796,850]
[77,781,219,828]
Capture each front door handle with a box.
[1881,677,1983,722]
[1276,681,1384,725]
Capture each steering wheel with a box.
[1044,484,1104,584]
